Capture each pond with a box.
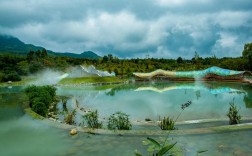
[0,82,252,156]
[56,81,252,127]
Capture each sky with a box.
[0,0,252,59]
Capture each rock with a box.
[70,129,77,135]
[145,118,152,122]
[49,118,56,121]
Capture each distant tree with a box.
[17,61,29,75]
[29,62,43,73]
[102,55,109,63]
[242,43,252,71]
[108,54,113,61]
[194,51,199,60]
[2,71,21,82]
[27,51,35,62]
[35,50,41,59]
[114,68,119,76]
[41,48,48,58]
[177,57,183,64]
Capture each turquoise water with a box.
[57,82,252,124]
[1,82,252,156]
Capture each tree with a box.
[108,54,113,61]
[102,55,109,63]
[35,50,41,59]
[41,48,48,58]
[27,51,35,62]
[29,61,43,73]
[176,57,183,64]
[242,43,252,71]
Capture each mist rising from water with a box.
[67,65,115,78]
[27,69,68,86]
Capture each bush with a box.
[83,110,102,129]
[2,72,21,82]
[158,116,175,130]
[107,111,132,130]
[25,85,56,117]
[32,101,48,117]
[227,99,241,125]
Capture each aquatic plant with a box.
[135,101,202,156]
[158,116,175,130]
[107,111,132,130]
[83,110,102,129]
[227,99,241,125]
[64,109,76,125]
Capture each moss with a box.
[24,108,44,120]
[59,76,126,84]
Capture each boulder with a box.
[70,129,77,135]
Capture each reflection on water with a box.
[1,83,252,156]
[57,82,252,123]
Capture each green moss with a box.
[59,76,126,84]
[24,108,44,120]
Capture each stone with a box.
[70,129,77,135]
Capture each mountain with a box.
[0,35,45,54]
[55,51,101,59]
[0,35,101,59]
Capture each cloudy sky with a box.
[0,0,252,58]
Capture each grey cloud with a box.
[0,0,251,58]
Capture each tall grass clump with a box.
[83,110,102,129]
[227,99,241,125]
[158,116,175,130]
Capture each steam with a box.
[67,65,115,78]
[27,69,68,86]
[26,65,115,86]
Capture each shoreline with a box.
[25,108,252,136]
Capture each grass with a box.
[0,77,35,86]
[59,76,126,84]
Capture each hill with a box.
[0,35,101,59]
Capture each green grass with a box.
[59,76,126,84]
[0,77,35,86]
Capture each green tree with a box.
[176,57,183,64]
[27,51,35,62]
[102,55,109,63]
[242,43,252,71]
[41,48,48,58]
[35,50,41,59]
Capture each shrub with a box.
[107,111,132,130]
[83,110,102,129]
[158,116,175,130]
[227,99,241,125]
[64,110,76,125]
[25,85,56,117]
[32,101,48,117]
